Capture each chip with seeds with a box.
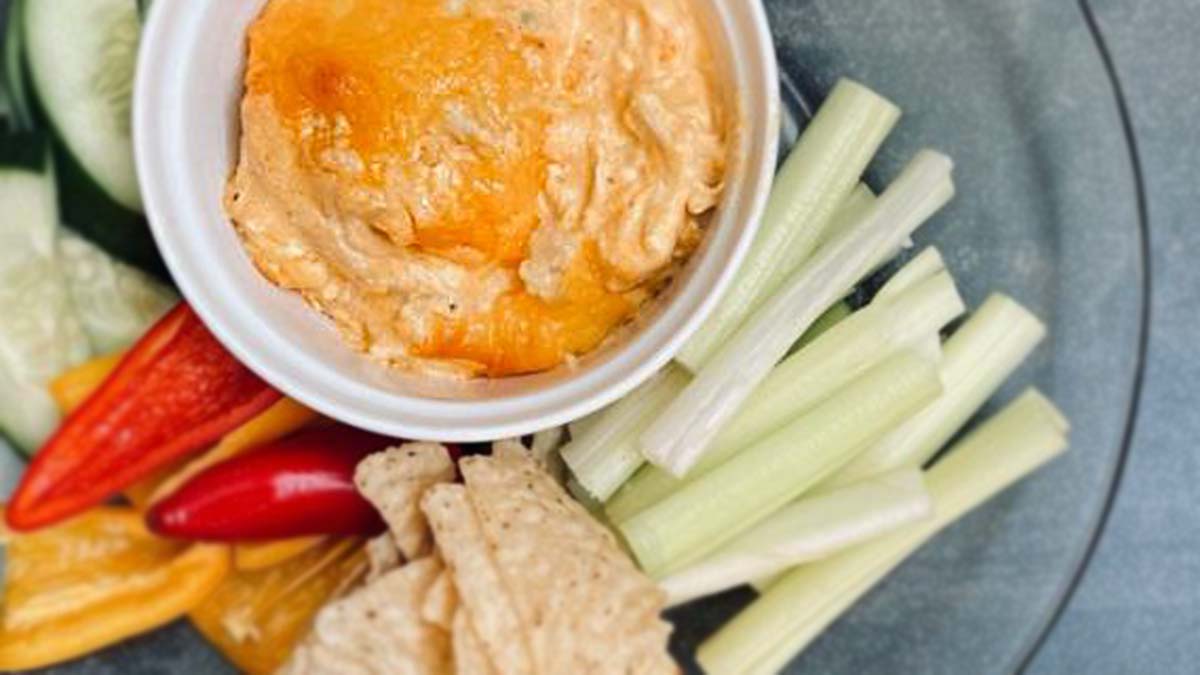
[452,607,497,675]
[282,556,450,674]
[356,443,456,560]
[421,570,458,632]
[364,533,402,582]
[458,454,675,674]
[421,484,535,674]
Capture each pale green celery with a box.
[844,177,953,290]
[566,478,607,518]
[531,426,566,456]
[567,412,601,442]
[825,294,1046,488]
[561,366,689,500]
[529,426,568,483]
[749,572,781,593]
[660,468,930,607]
[606,268,962,523]
[875,247,946,301]
[677,80,901,371]
[813,183,877,249]
[793,301,851,352]
[605,463,680,525]
[697,389,1069,675]
[642,152,954,477]
[620,352,942,577]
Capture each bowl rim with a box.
[133,0,780,441]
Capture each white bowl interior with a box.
[135,0,779,440]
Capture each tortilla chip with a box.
[365,533,402,583]
[421,570,458,632]
[490,439,528,462]
[356,443,455,560]
[492,435,566,485]
[421,484,535,675]
[452,607,497,675]
[459,454,675,675]
[282,557,450,674]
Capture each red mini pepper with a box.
[6,303,282,531]
[146,426,399,541]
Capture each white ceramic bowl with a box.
[134,0,779,441]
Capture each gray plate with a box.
[2,0,1146,673]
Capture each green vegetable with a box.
[59,231,177,354]
[24,0,142,210]
[677,81,900,371]
[814,183,876,250]
[696,390,1068,675]
[874,246,947,301]
[659,468,930,606]
[792,300,851,352]
[619,352,942,577]
[0,137,91,454]
[607,264,963,523]
[825,293,1046,487]
[23,0,167,278]
[561,366,689,501]
[3,0,33,131]
[640,151,955,478]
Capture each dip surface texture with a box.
[228,0,728,376]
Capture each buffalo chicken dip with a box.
[226,0,729,377]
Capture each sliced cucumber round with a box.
[3,0,34,131]
[24,0,142,211]
[0,158,92,454]
[60,230,177,354]
[0,78,10,126]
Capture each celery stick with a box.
[793,301,851,352]
[853,178,954,286]
[875,247,946,301]
[642,151,954,478]
[528,426,567,483]
[566,478,607,518]
[713,272,958,462]
[696,390,1069,675]
[567,412,601,441]
[607,268,962,523]
[749,572,781,593]
[814,183,877,250]
[825,294,1045,488]
[660,469,930,606]
[561,365,689,500]
[605,463,682,525]
[620,352,942,577]
[531,426,566,456]
[677,81,901,371]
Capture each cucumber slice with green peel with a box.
[0,80,10,126]
[53,138,169,280]
[0,126,48,171]
[24,0,142,211]
[60,230,177,354]
[21,0,167,279]
[0,144,92,455]
[3,0,34,131]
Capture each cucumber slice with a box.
[0,138,92,454]
[3,0,34,130]
[53,138,170,280]
[24,0,142,211]
[0,78,10,126]
[60,230,177,354]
